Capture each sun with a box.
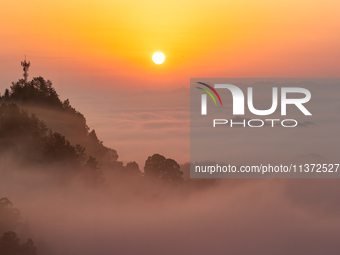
[152,52,165,64]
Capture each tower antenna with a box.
[21,55,30,82]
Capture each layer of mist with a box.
[1,77,340,255]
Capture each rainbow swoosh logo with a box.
[196,82,223,106]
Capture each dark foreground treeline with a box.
[0,77,213,254]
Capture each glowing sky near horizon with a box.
[1,0,340,91]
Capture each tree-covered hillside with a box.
[0,77,184,184]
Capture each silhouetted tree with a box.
[88,130,99,141]
[144,154,166,178]
[0,231,20,255]
[88,129,109,159]
[144,154,183,181]
[4,89,10,100]
[83,156,104,186]
[43,132,85,165]
[1,77,88,129]
[85,156,99,170]
[19,238,37,255]
[125,161,141,175]
[106,148,118,162]
[0,231,37,255]
[0,104,47,139]
[161,158,183,182]
[62,99,71,109]
[62,99,88,127]
[0,198,20,235]
[9,77,62,108]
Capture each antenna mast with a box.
[21,55,30,82]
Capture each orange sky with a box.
[1,0,340,90]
